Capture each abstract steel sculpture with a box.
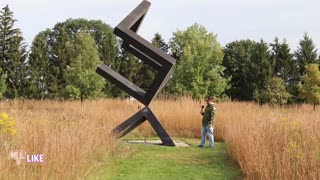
[96,0,176,146]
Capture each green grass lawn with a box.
[88,139,242,180]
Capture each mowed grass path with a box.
[90,139,242,180]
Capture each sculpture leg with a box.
[146,109,175,146]
[112,107,175,146]
[113,107,148,138]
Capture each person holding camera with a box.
[198,96,216,148]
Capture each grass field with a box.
[89,139,242,180]
[0,98,319,179]
[218,102,320,179]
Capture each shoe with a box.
[198,145,204,147]
[209,146,214,148]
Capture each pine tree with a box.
[0,5,18,75]
[270,38,296,83]
[117,48,142,94]
[152,33,169,53]
[295,33,318,76]
[28,32,50,99]
[223,39,274,102]
[270,38,302,103]
[250,40,275,103]
[252,40,274,89]
[223,40,256,100]
[136,33,169,90]
[0,68,6,99]
[259,77,291,105]
[48,26,71,98]
[6,33,28,98]
[0,5,28,98]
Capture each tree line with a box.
[1,5,320,108]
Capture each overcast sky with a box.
[1,0,320,51]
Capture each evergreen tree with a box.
[251,40,274,90]
[223,39,274,102]
[270,38,301,103]
[28,32,50,99]
[258,77,291,105]
[137,33,169,90]
[250,40,274,103]
[137,63,156,91]
[223,40,256,100]
[295,33,318,76]
[6,33,28,98]
[0,68,6,99]
[0,5,28,98]
[152,33,169,53]
[48,26,71,98]
[117,48,142,95]
[270,38,296,83]
[0,5,18,75]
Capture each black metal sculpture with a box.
[96,0,176,146]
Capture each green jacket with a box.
[201,104,216,126]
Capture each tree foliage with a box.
[64,32,105,101]
[1,5,320,104]
[137,33,169,91]
[168,24,229,99]
[152,33,169,53]
[0,5,28,98]
[28,32,50,99]
[257,77,291,105]
[298,64,320,110]
[270,38,297,83]
[295,33,319,76]
[223,40,275,102]
[29,18,117,99]
[223,40,256,100]
[0,68,6,99]
[251,40,275,103]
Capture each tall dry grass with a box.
[140,97,207,138]
[0,98,319,179]
[133,98,320,179]
[0,99,134,179]
[217,102,320,179]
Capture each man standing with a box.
[199,97,216,148]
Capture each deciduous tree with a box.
[298,64,320,110]
[64,32,105,101]
[168,24,229,99]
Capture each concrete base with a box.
[126,140,189,147]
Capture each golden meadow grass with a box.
[0,98,319,179]
[217,102,320,179]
